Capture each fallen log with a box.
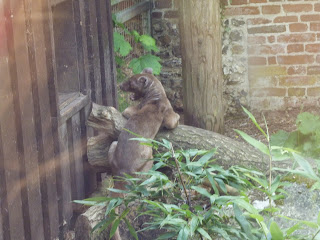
[87,103,269,172]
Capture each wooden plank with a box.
[67,118,77,201]
[0,123,7,240]
[31,0,60,237]
[97,0,118,107]
[11,0,47,238]
[73,0,87,94]
[59,94,90,125]
[72,113,85,200]
[0,24,25,240]
[58,123,73,229]
[84,0,102,104]
[115,1,150,23]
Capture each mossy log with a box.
[87,103,269,172]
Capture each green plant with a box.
[271,112,320,159]
[112,15,162,75]
[75,137,268,239]
[235,107,320,239]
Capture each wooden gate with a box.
[0,0,117,239]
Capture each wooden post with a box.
[179,1,224,133]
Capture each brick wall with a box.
[152,0,320,114]
[223,0,320,112]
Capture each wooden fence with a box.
[0,0,120,239]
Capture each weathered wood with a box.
[0,16,26,239]
[87,105,269,172]
[179,0,224,133]
[72,113,85,200]
[58,123,73,228]
[97,0,118,107]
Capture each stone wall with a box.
[152,0,320,115]
[151,0,183,111]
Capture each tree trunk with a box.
[87,104,269,172]
[179,0,224,133]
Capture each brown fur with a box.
[107,68,179,240]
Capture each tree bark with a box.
[87,104,269,172]
[179,0,224,133]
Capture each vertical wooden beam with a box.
[8,0,47,238]
[179,0,224,133]
[58,123,73,229]
[31,0,60,238]
[0,2,25,237]
[72,113,85,200]
[96,0,118,107]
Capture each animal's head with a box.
[120,68,162,101]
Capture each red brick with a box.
[287,66,306,75]
[277,55,314,65]
[301,15,320,22]
[248,57,267,66]
[277,33,316,43]
[250,0,267,3]
[248,44,285,55]
[289,23,308,32]
[317,55,320,63]
[268,57,277,65]
[288,88,306,97]
[262,5,281,14]
[274,16,298,23]
[307,88,320,97]
[248,36,266,44]
[310,23,320,32]
[248,25,286,34]
[247,18,272,25]
[279,76,316,87]
[315,3,320,12]
[287,44,304,53]
[307,66,320,75]
[221,0,228,8]
[231,0,248,5]
[283,4,313,13]
[305,44,320,53]
[268,36,275,43]
[225,6,260,16]
[251,88,286,97]
[154,0,172,9]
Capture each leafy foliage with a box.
[271,112,320,159]
[129,54,162,75]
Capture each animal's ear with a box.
[141,68,153,75]
[138,76,148,86]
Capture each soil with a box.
[224,106,320,143]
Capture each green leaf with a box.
[177,226,190,240]
[242,106,267,138]
[318,211,320,226]
[293,153,319,180]
[109,218,121,239]
[197,149,216,165]
[124,218,138,240]
[270,221,284,240]
[296,112,320,135]
[271,130,290,147]
[234,204,255,240]
[129,54,162,75]
[139,35,159,52]
[191,186,212,198]
[270,175,281,194]
[156,232,177,240]
[189,216,199,235]
[197,228,212,240]
[234,129,270,156]
[113,32,132,57]
[286,223,303,236]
